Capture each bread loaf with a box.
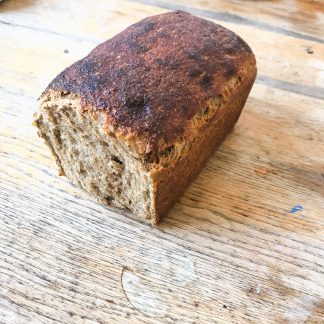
[34,11,257,224]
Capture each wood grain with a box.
[131,0,324,40]
[0,0,323,323]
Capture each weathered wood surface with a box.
[0,0,323,323]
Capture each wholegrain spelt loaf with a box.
[34,11,257,224]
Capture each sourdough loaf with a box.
[34,11,257,224]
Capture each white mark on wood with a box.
[121,249,197,317]
[144,248,198,287]
[256,283,261,294]
[283,295,320,324]
[121,269,168,318]
[83,319,101,324]
[316,70,324,88]
[316,12,324,26]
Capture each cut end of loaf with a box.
[34,93,158,224]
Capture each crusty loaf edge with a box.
[37,49,256,169]
[41,11,256,165]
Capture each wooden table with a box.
[1,0,323,323]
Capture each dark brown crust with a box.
[151,71,256,224]
[44,11,255,158]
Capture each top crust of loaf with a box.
[42,11,256,162]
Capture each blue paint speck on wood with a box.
[289,205,303,213]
